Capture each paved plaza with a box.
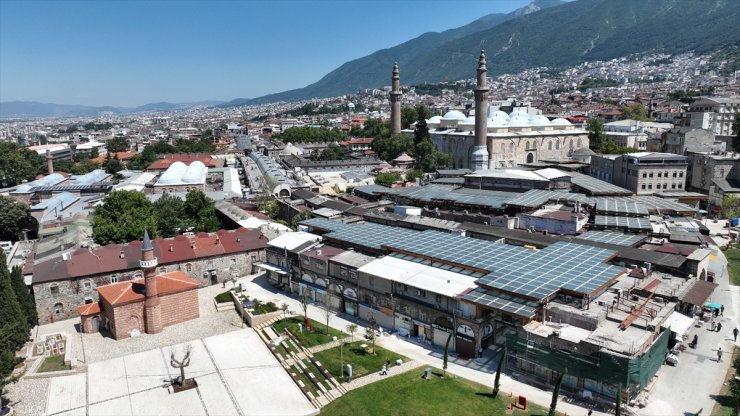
[43,329,316,416]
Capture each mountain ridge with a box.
[0,100,226,119]
[237,0,740,106]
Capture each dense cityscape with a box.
[1,1,740,416]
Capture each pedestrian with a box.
[733,327,738,342]
[717,322,723,333]
[721,304,725,316]
[380,364,387,375]
[479,346,484,359]
[588,407,593,416]
[718,347,723,362]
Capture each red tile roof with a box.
[91,151,137,165]
[77,302,101,316]
[146,154,218,171]
[32,228,268,284]
[97,271,198,306]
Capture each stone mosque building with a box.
[395,52,589,170]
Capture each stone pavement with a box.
[641,241,737,416]
[344,359,424,391]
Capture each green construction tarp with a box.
[505,328,669,390]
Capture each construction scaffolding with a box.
[505,328,669,400]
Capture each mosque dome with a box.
[529,115,551,126]
[487,117,509,128]
[157,162,187,185]
[460,116,476,126]
[489,110,510,120]
[508,113,531,126]
[181,161,206,183]
[427,116,442,124]
[550,118,572,126]
[442,110,466,121]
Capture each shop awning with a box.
[255,263,288,275]
[662,311,694,336]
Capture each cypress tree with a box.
[10,266,37,328]
[547,369,566,416]
[0,251,28,350]
[492,346,507,398]
[443,332,452,376]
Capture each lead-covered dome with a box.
[442,110,466,121]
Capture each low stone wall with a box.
[213,298,235,312]
[230,291,283,327]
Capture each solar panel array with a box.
[575,231,645,247]
[505,189,595,208]
[303,218,624,300]
[595,199,649,216]
[635,195,698,213]
[594,215,652,231]
[568,172,633,195]
[473,243,623,300]
[462,288,540,318]
[381,185,518,210]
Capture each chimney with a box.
[119,249,125,259]
[46,147,54,174]
[169,244,174,252]
[215,236,220,245]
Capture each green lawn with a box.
[725,248,740,285]
[273,317,346,347]
[313,341,405,381]
[37,354,70,373]
[214,291,232,303]
[320,369,548,416]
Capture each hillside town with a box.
[2,7,740,416]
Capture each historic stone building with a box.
[32,228,267,324]
[78,231,201,339]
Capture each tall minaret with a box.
[140,230,163,334]
[46,148,54,174]
[471,50,490,171]
[390,63,402,135]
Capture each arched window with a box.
[577,138,583,148]
[185,263,192,273]
[525,141,531,149]
[509,143,514,153]
[569,139,574,149]
[159,267,167,274]
[54,303,63,314]
[50,283,60,295]
[527,153,534,163]
[548,141,553,150]
[500,143,505,154]
[555,140,560,150]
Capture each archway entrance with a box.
[526,153,534,163]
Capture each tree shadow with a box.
[710,393,734,408]
[474,392,495,398]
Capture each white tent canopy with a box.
[662,311,695,337]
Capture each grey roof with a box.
[142,229,153,251]
[329,250,375,268]
[568,172,633,196]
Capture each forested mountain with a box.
[241,0,740,105]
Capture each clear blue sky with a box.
[0,0,533,107]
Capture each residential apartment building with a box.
[612,153,688,195]
[680,96,740,138]
[589,154,619,183]
[663,127,722,155]
[603,120,673,150]
[687,152,740,194]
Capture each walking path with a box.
[344,359,424,391]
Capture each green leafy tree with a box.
[10,266,36,328]
[405,169,424,182]
[92,190,159,245]
[443,332,452,376]
[102,154,124,175]
[401,107,418,130]
[621,103,650,121]
[70,159,99,175]
[52,158,75,173]
[587,118,605,150]
[372,134,414,162]
[374,172,401,186]
[273,126,346,143]
[106,136,129,153]
[722,194,740,219]
[413,106,430,146]
[201,129,213,139]
[290,209,313,229]
[0,142,46,188]
[729,377,740,415]
[0,196,32,241]
[152,193,186,237]
[360,118,390,139]
[183,190,220,232]
[311,144,349,161]
[547,369,566,416]
[492,346,507,398]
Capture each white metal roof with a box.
[267,231,320,250]
[358,256,477,298]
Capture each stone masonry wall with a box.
[110,302,145,340]
[159,289,200,328]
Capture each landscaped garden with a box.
[320,369,547,416]
[273,316,346,347]
[214,290,232,303]
[37,354,70,373]
[724,247,740,285]
[312,341,405,381]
